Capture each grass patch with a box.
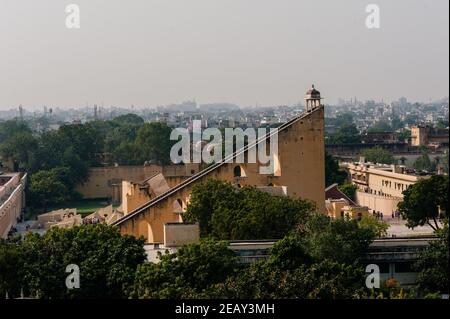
[28,199,117,218]
[66,199,113,216]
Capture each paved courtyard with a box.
[385,217,436,237]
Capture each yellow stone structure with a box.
[113,86,326,243]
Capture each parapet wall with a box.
[355,191,402,216]
[76,164,200,199]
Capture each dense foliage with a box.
[327,124,361,144]
[0,224,146,299]
[338,183,357,201]
[131,214,376,299]
[130,239,238,298]
[413,148,438,172]
[325,153,348,186]
[398,175,448,231]
[357,215,389,237]
[361,146,396,164]
[0,117,175,209]
[414,220,449,295]
[0,206,446,299]
[183,179,316,240]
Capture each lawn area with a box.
[28,199,118,218]
[65,199,114,216]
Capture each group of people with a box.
[373,211,384,220]
[82,216,105,225]
[391,210,401,219]
[372,210,401,220]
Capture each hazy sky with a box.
[0,0,448,109]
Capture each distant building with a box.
[343,159,430,217]
[361,132,398,144]
[410,125,449,147]
[260,115,278,126]
[0,173,26,239]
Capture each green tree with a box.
[135,122,174,165]
[105,115,143,158]
[0,240,23,298]
[398,175,448,231]
[436,119,449,129]
[112,114,145,126]
[267,214,377,268]
[442,150,449,174]
[413,149,435,171]
[63,123,104,165]
[326,113,355,127]
[130,239,237,298]
[300,214,376,265]
[338,183,357,201]
[28,168,72,212]
[266,234,313,270]
[361,146,396,164]
[0,119,31,143]
[325,153,348,186]
[358,215,389,237]
[327,124,361,144]
[215,259,367,299]
[184,179,315,240]
[414,220,449,294]
[112,142,142,165]
[390,116,404,131]
[397,129,411,142]
[214,229,369,299]
[0,132,38,171]
[33,124,101,179]
[20,224,146,299]
[368,121,392,133]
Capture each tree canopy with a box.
[413,149,436,172]
[0,224,146,299]
[398,175,448,231]
[183,179,316,240]
[367,121,393,133]
[0,118,175,210]
[338,183,357,201]
[130,239,237,298]
[361,146,396,165]
[327,124,361,144]
[414,220,449,295]
[325,153,348,186]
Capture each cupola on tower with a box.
[305,84,322,110]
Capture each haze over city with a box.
[0,0,448,109]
